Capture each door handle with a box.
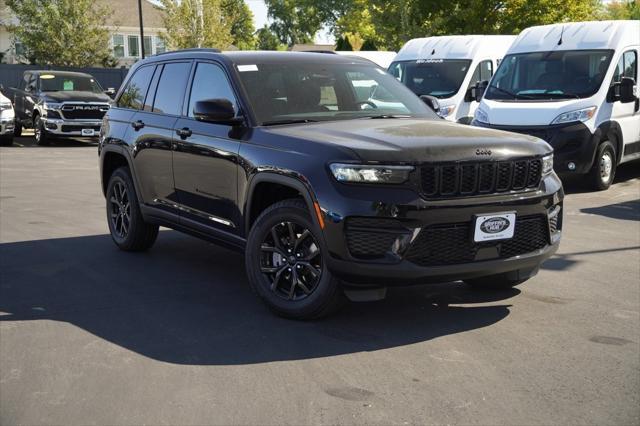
[176,127,192,139]
[132,120,145,131]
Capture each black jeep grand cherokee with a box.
[99,49,563,319]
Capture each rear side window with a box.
[117,66,155,110]
[187,62,237,117]
[152,62,191,115]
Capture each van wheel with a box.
[106,167,158,251]
[245,199,345,319]
[588,140,617,191]
[34,115,50,146]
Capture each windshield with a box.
[388,59,472,99]
[39,74,104,93]
[236,62,438,125]
[485,50,614,101]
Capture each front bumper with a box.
[472,120,597,175]
[1,118,14,136]
[42,118,102,137]
[319,174,563,286]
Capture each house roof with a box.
[103,0,165,28]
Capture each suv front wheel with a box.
[245,199,345,319]
[106,167,159,251]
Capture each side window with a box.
[152,62,191,115]
[187,62,237,117]
[623,50,637,81]
[468,60,493,89]
[612,50,637,84]
[22,73,31,90]
[117,65,155,110]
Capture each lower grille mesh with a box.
[404,215,549,267]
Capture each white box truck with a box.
[473,20,640,190]
[389,35,516,123]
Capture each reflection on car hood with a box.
[264,118,551,162]
[42,91,111,103]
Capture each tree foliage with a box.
[5,0,113,67]
[224,0,256,49]
[255,25,286,50]
[602,0,640,19]
[335,36,353,51]
[263,0,327,46]
[159,0,233,50]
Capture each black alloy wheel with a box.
[260,221,323,301]
[109,181,131,239]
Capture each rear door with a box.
[172,61,243,233]
[128,61,192,214]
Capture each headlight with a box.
[474,107,489,124]
[43,102,62,111]
[542,154,554,175]
[0,102,12,111]
[330,163,414,184]
[551,106,596,124]
[438,105,456,118]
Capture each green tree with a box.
[223,0,256,49]
[264,0,324,46]
[159,0,233,50]
[255,25,286,50]
[5,0,113,67]
[335,36,354,51]
[602,0,640,19]
[360,39,378,51]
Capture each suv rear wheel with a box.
[106,167,158,251]
[245,199,344,319]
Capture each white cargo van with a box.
[473,20,639,190]
[335,51,398,69]
[389,35,516,123]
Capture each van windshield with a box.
[388,60,472,99]
[237,62,438,125]
[485,50,614,101]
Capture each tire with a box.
[0,136,12,146]
[106,167,158,251]
[588,140,617,191]
[13,122,22,137]
[33,114,50,146]
[464,270,535,290]
[245,199,345,319]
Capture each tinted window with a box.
[153,62,191,115]
[613,50,638,83]
[117,65,155,110]
[468,60,493,89]
[188,62,237,117]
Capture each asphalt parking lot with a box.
[1,134,639,425]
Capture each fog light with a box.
[567,162,576,171]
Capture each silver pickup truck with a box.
[7,70,112,145]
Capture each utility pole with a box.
[138,0,145,59]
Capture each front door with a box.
[172,61,243,233]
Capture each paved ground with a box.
[1,135,639,425]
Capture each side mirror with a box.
[474,80,489,103]
[620,77,636,103]
[104,88,116,98]
[420,95,440,115]
[194,98,243,125]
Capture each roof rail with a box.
[302,50,337,54]
[152,48,222,57]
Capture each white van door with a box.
[459,60,493,123]
[610,49,640,159]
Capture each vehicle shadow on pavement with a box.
[5,135,98,148]
[0,231,517,365]
[563,159,640,194]
[580,199,640,221]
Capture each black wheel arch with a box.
[244,172,323,238]
[100,145,145,206]
[596,121,624,163]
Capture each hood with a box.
[479,98,597,127]
[42,91,110,103]
[264,118,551,163]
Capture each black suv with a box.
[99,49,563,319]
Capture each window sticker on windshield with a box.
[63,80,74,90]
[237,64,258,72]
